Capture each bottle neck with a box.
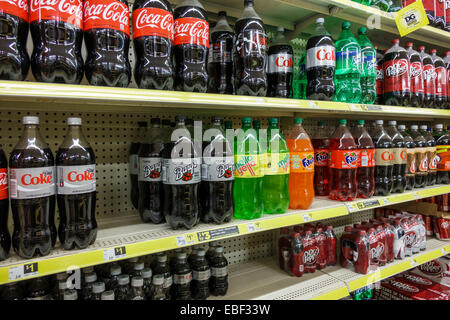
[242,123,252,130]
[19,124,48,149]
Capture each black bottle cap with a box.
[150,118,161,125]
[175,115,186,122]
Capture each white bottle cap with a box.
[142,268,152,279]
[58,280,68,290]
[316,17,324,23]
[376,120,383,125]
[23,116,39,125]
[420,125,427,130]
[411,125,418,130]
[398,125,406,130]
[92,282,105,294]
[129,257,138,263]
[197,249,206,257]
[435,124,443,129]
[134,262,145,271]
[101,290,115,300]
[152,275,164,285]
[131,276,144,287]
[85,272,97,283]
[67,117,82,125]
[118,274,130,285]
[64,289,78,300]
[178,253,187,259]
[388,121,396,126]
[277,27,284,32]
[157,255,167,262]
[110,265,121,276]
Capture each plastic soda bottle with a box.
[329,119,358,201]
[372,0,390,11]
[422,126,437,186]
[398,125,416,190]
[286,118,314,210]
[373,120,393,196]
[263,118,290,213]
[357,27,376,104]
[233,117,264,219]
[334,22,362,103]
[293,53,307,99]
[436,130,450,184]
[311,121,330,196]
[386,121,407,193]
[409,125,428,188]
[351,120,375,198]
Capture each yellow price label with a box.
[395,0,429,37]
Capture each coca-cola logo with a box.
[410,62,422,78]
[419,261,443,275]
[174,18,208,41]
[389,279,420,293]
[84,1,128,25]
[382,150,394,161]
[403,273,433,286]
[316,48,335,62]
[385,60,408,78]
[134,8,173,34]
[0,0,28,11]
[400,150,407,161]
[302,246,319,265]
[404,231,417,247]
[275,56,293,68]
[21,171,53,186]
[0,172,7,186]
[67,169,95,182]
[30,0,83,22]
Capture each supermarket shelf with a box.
[0,81,449,118]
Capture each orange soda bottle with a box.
[286,118,315,209]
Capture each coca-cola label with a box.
[383,58,410,93]
[393,148,407,165]
[193,269,210,281]
[83,0,129,35]
[410,61,424,93]
[211,266,227,277]
[132,7,174,40]
[174,17,209,48]
[268,53,293,73]
[435,66,447,97]
[0,168,8,200]
[423,63,436,95]
[0,0,28,22]
[306,46,335,69]
[173,272,192,285]
[236,30,267,59]
[57,165,96,195]
[30,0,83,29]
[139,157,162,182]
[201,156,234,182]
[162,157,201,185]
[10,167,55,199]
[375,148,394,165]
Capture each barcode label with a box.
[9,179,17,198]
[361,155,368,167]
[201,164,207,180]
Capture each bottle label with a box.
[268,53,293,73]
[173,272,192,285]
[201,156,234,182]
[407,149,416,175]
[173,17,209,48]
[162,158,201,185]
[436,0,445,17]
[329,150,359,169]
[139,157,162,182]
[57,164,96,195]
[375,148,394,166]
[211,266,228,277]
[423,63,436,95]
[10,167,55,199]
[265,152,290,175]
[83,0,130,35]
[306,45,335,69]
[29,0,83,29]
[392,148,407,165]
[410,61,424,94]
[0,0,28,22]
[421,0,434,11]
[435,66,447,97]
[0,168,8,200]
[163,276,173,288]
[236,30,267,59]
[129,155,139,175]
[314,149,329,167]
[383,58,410,93]
[132,7,174,40]
[193,269,211,281]
[336,49,361,70]
[363,54,376,73]
[376,64,384,95]
[359,149,375,168]
[436,145,450,171]
[429,148,437,171]
[234,155,263,178]
[290,152,314,173]
[416,148,428,172]
[211,42,232,63]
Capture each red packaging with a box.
[376,278,445,300]
[437,194,449,212]
[395,272,449,299]
[324,225,337,266]
[383,223,395,263]
[375,207,385,218]
[289,232,304,277]
[314,227,327,270]
[411,257,450,287]
[424,214,434,236]
[340,227,370,274]
[302,230,318,273]
[433,217,450,240]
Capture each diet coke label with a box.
[57,164,96,195]
[132,7,174,40]
[174,17,209,48]
[139,157,162,182]
[83,0,130,35]
[306,46,335,69]
[30,0,83,29]
[383,58,411,93]
[10,167,55,199]
[410,61,424,93]
[268,53,293,73]
[0,168,8,200]
[0,0,29,22]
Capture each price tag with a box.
[346,202,357,213]
[381,198,391,205]
[103,246,127,261]
[302,213,314,222]
[9,263,38,281]
[395,1,429,36]
[349,104,360,111]
[413,192,420,199]
[175,234,196,247]
[308,101,319,108]
[197,226,239,242]
[247,222,262,233]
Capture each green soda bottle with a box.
[388,0,402,12]
[233,117,264,219]
[357,27,376,104]
[371,0,390,11]
[293,53,307,99]
[263,118,290,214]
[253,119,267,171]
[334,22,362,103]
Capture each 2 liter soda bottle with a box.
[410,125,428,188]
[385,121,406,193]
[430,49,448,109]
[398,125,416,190]
[373,120,393,196]
[0,146,9,261]
[312,121,330,196]
[418,46,436,108]
[405,42,424,108]
[357,27,376,104]
[129,122,147,210]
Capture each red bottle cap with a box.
[293,232,301,238]
[344,226,353,232]
[418,45,425,51]
[374,45,378,49]
[305,230,312,235]
[368,227,375,233]
[430,48,437,54]
[446,51,450,55]
[405,42,413,47]
[359,230,367,236]
[281,228,290,234]
[392,38,400,44]
[316,227,323,233]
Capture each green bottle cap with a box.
[357,120,364,125]
[318,121,325,126]
[293,118,303,124]
[269,118,278,125]
[242,117,252,124]
[342,21,351,30]
[339,119,347,125]
[358,27,367,35]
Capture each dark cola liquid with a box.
[408,50,424,108]
[209,252,228,296]
[0,149,10,261]
[414,138,427,188]
[10,148,56,259]
[0,11,29,80]
[84,0,131,87]
[171,258,192,300]
[56,147,97,250]
[129,142,140,210]
[374,138,393,196]
[391,140,406,193]
[383,49,411,106]
[234,18,267,96]
[138,142,164,224]
[190,255,210,300]
[133,0,174,90]
[267,44,293,98]
[207,31,234,94]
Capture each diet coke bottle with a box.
[30,0,84,84]
[267,27,293,98]
[132,0,174,90]
[10,116,56,259]
[0,148,10,261]
[173,0,209,92]
[56,118,97,250]
[0,0,29,80]
[83,0,131,87]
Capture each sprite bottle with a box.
[233,117,264,219]
[357,27,376,104]
[293,52,307,99]
[371,0,390,11]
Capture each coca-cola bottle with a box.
[234,0,267,96]
[84,0,131,87]
[267,27,293,98]
[430,49,447,109]
[30,0,84,84]
[132,0,174,90]
[405,42,424,108]
[56,118,97,250]
[373,120,393,196]
[418,46,436,108]
[375,46,384,105]
[421,126,437,185]
[383,39,410,106]
[207,11,234,94]
[173,0,209,92]
[0,0,29,80]
[386,121,406,193]
[0,147,10,261]
[398,124,416,190]
[10,116,56,259]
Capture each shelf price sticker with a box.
[346,199,381,213]
[197,226,239,243]
[103,246,127,261]
[9,263,38,281]
[247,222,263,233]
[175,234,197,247]
[395,0,429,37]
[360,104,383,112]
[302,213,314,222]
